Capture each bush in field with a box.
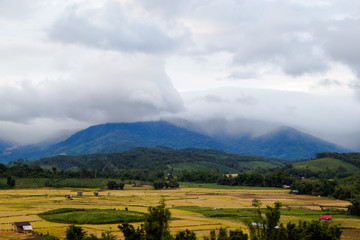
[153,179,167,189]
[175,229,196,240]
[65,225,116,240]
[7,176,15,187]
[65,225,86,240]
[34,232,60,240]
[153,179,179,190]
[107,180,124,190]
[348,198,360,216]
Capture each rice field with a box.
[0,185,359,239]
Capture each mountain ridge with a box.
[0,121,349,162]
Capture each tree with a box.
[143,199,172,240]
[118,223,145,240]
[348,198,360,216]
[153,179,166,190]
[247,201,342,240]
[65,225,86,240]
[119,199,172,240]
[99,231,117,240]
[229,229,248,240]
[7,176,15,188]
[168,179,179,189]
[175,229,196,240]
[248,201,282,240]
[107,180,124,190]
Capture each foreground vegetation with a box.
[0,187,359,239]
[36,201,343,240]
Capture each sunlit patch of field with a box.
[0,186,358,239]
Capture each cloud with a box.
[318,79,342,87]
[0,51,183,126]
[227,71,258,80]
[2,0,360,149]
[320,17,360,76]
[0,0,42,19]
[48,1,187,53]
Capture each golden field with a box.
[0,185,359,239]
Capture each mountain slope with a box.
[0,122,350,162]
[0,139,12,155]
[294,157,360,173]
[241,127,349,159]
[44,121,226,156]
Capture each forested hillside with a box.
[316,152,360,168]
[31,147,282,172]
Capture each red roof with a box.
[320,215,332,219]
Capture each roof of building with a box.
[320,215,332,219]
[14,221,31,227]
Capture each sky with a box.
[1,0,360,149]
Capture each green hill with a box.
[32,147,283,173]
[293,157,360,173]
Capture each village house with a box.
[291,190,299,195]
[14,221,33,233]
[320,215,332,223]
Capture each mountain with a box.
[0,121,350,162]
[0,139,13,156]
[240,126,349,159]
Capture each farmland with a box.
[0,185,359,239]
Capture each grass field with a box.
[38,208,144,224]
[0,185,359,239]
[294,158,360,173]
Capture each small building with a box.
[135,182,142,187]
[77,192,83,196]
[291,190,299,195]
[283,185,291,189]
[94,192,99,196]
[14,221,33,233]
[108,192,111,196]
[320,215,332,223]
[65,194,72,198]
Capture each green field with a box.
[168,162,238,173]
[293,158,360,173]
[179,182,281,190]
[38,208,144,224]
[176,206,355,223]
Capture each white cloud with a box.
[48,1,188,53]
[1,0,360,149]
